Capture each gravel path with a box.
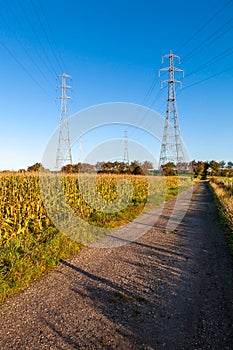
[0,181,233,349]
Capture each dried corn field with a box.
[0,171,193,302]
[0,172,193,244]
[210,177,233,227]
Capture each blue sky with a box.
[0,0,233,170]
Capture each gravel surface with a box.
[0,181,233,349]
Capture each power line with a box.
[16,0,58,78]
[176,0,233,54]
[130,66,165,139]
[0,40,53,100]
[0,6,54,86]
[183,65,233,90]
[185,45,233,79]
[148,86,165,109]
[30,0,64,73]
[141,74,160,106]
[137,1,233,146]
[136,9,233,144]
[37,0,66,71]
[182,17,233,63]
[129,90,165,140]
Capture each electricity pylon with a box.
[158,50,185,167]
[123,129,129,164]
[56,73,72,170]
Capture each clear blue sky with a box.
[0,0,232,170]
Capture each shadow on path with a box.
[0,182,233,349]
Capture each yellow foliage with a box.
[0,172,193,243]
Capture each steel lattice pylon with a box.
[159,50,185,167]
[56,73,72,170]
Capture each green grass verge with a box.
[0,227,82,304]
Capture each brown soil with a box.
[0,181,233,349]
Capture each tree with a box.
[61,163,95,173]
[209,160,221,171]
[132,165,144,175]
[27,162,43,172]
[161,162,177,176]
[219,160,226,169]
[141,161,154,175]
[194,161,205,176]
[129,161,141,174]
[61,164,74,173]
[79,163,95,173]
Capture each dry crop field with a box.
[210,177,233,227]
[209,176,233,256]
[0,172,192,302]
[0,172,193,243]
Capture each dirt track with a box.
[0,181,233,349]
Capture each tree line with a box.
[61,160,154,175]
[160,160,233,177]
[191,160,233,178]
[22,159,233,177]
